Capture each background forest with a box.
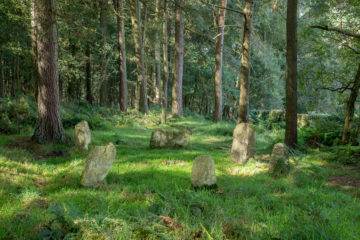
[0,0,358,116]
[0,0,360,239]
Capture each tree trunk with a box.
[214,0,227,122]
[162,0,169,123]
[32,0,65,143]
[285,0,298,148]
[238,0,253,123]
[31,0,39,101]
[142,5,149,108]
[99,0,108,105]
[130,0,148,114]
[342,64,360,144]
[85,44,93,104]
[0,52,4,98]
[172,0,184,116]
[154,0,162,105]
[114,0,128,111]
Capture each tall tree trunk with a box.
[130,0,148,114]
[31,0,39,101]
[10,59,15,97]
[99,0,108,105]
[172,0,184,116]
[114,0,128,111]
[32,0,65,143]
[342,64,360,144]
[238,0,253,123]
[142,5,149,108]
[154,0,161,105]
[214,0,227,122]
[285,0,298,148]
[85,44,93,104]
[0,52,4,98]
[162,0,169,123]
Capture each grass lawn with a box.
[0,112,359,239]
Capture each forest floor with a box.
[0,111,360,240]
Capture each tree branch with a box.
[324,35,360,55]
[311,25,360,39]
[317,81,355,93]
[272,0,278,13]
[198,0,244,15]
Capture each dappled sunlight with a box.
[1,114,360,239]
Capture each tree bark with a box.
[214,0,227,122]
[342,64,360,144]
[99,0,108,105]
[238,0,253,123]
[162,0,169,123]
[114,0,128,111]
[85,44,93,104]
[31,0,39,101]
[0,52,4,98]
[142,5,149,108]
[154,0,162,105]
[172,0,184,116]
[130,0,148,114]
[285,0,298,148]
[32,0,65,143]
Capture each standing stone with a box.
[150,129,190,148]
[191,156,217,188]
[231,123,255,164]
[297,114,310,128]
[269,143,289,177]
[75,121,91,151]
[269,110,285,121]
[81,143,116,187]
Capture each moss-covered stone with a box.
[81,143,116,187]
[269,110,285,121]
[191,156,216,188]
[150,129,190,148]
[269,143,290,177]
[75,120,91,151]
[231,123,255,164]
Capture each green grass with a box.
[0,110,359,240]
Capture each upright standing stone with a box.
[231,123,255,164]
[81,143,116,187]
[297,114,310,128]
[269,143,289,177]
[75,121,91,151]
[191,156,216,188]
[150,129,190,148]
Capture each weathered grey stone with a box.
[75,121,91,151]
[269,143,289,177]
[81,143,116,187]
[231,123,255,164]
[150,129,190,148]
[191,156,216,188]
[269,110,285,121]
[297,114,309,128]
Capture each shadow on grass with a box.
[2,159,360,240]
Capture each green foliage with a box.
[320,145,360,165]
[299,118,343,147]
[38,204,79,240]
[0,96,37,134]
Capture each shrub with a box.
[0,96,37,134]
[299,119,343,147]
